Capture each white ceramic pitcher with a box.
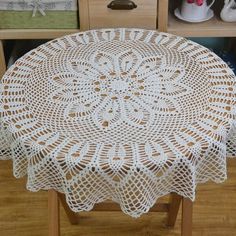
[181,0,215,21]
[220,0,236,22]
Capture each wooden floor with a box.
[0,159,236,236]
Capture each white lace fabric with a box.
[0,28,235,218]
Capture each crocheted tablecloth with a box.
[0,28,235,218]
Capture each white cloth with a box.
[0,29,235,218]
[0,0,77,11]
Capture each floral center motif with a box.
[93,71,144,101]
[110,80,129,93]
[50,48,192,130]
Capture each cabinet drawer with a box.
[88,0,157,29]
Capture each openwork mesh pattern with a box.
[0,28,235,218]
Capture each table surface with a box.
[0,28,235,218]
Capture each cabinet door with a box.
[88,0,157,29]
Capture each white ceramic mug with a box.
[180,0,215,21]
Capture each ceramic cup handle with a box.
[207,0,215,9]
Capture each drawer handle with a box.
[107,0,137,10]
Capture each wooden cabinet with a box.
[80,0,236,37]
[0,0,236,39]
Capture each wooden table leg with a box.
[0,40,6,79]
[181,197,193,236]
[58,193,79,225]
[166,193,182,227]
[48,190,60,236]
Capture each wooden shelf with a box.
[0,29,80,40]
[167,13,236,37]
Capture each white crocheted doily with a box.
[0,28,235,217]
